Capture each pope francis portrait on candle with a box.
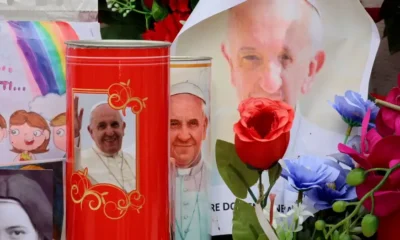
[170,82,210,240]
[74,97,136,192]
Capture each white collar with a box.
[177,159,204,177]
[92,143,122,158]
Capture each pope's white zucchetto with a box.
[90,101,109,113]
[170,82,206,104]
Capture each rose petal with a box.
[360,108,371,154]
[368,135,400,168]
[378,211,400,240]
[395,115,400,135]
[234,122,255,142]
[365,128,383,153]
[358,174,400,217]
[376,110,394,137]
[388,159,400,186]
[369,191,400,217]
[385,87,400,105]
[338,143,372,168]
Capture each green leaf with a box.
[232,199,267,240]
[257,234,268,240]
[141,0,150,11]
[268,163,282,187]
[151,0,168,21]
[216,139,259,199]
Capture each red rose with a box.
[143,0,190,12]
[169,0,190,12]
[233,98,295,170]
[142,12,189,42]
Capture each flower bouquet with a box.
[215,75,400,240]
[100,0,197,41]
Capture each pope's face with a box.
[88,104,126,155]
[222,0,325,106]
[170,94,208,168]
[0,200,39,240]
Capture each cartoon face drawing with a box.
[9,110,50,161]
[50,113,67,152]
[0,114,6,142]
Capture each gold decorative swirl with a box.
[70,168,145,220]
[107,79,148,116]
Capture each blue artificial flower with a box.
[330,90,379,127]
[281,155,357,211]
[281,155,340,191]
[305,159,357,210]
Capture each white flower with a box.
[286,204,314,232]
[263,202,287,229]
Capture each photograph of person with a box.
[221,0,325,108]
[170,82,210,240]
[73,94,136,192]
[0,170,53,240]
[0,161,64,240]
[171,0,379,236]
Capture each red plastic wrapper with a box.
[65,40,171,240]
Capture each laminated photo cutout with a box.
[170,58,212,240]
[0,169,54,240]
[0,21,101,165]
[0,161,64,240]
[172,0,380,235]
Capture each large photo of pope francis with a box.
[73,93,137,192]
[170,62,212,240]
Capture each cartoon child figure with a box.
[9,110,51,161]
[50,112,67,156]
[0,114,6,142]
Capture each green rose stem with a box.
[261,183,275,208]
[343,125,353,144]
[257,171,264,203]
[325,163,400,238]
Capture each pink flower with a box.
[375,74,400,136]
[339,109,400,240]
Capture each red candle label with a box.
[65,41,171,240]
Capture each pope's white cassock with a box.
[75,139,136,192]
[175,159,210,240]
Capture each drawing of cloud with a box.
[29,93,66,121]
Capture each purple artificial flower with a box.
[330,90,379,127]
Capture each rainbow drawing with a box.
[8,21,79,96]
